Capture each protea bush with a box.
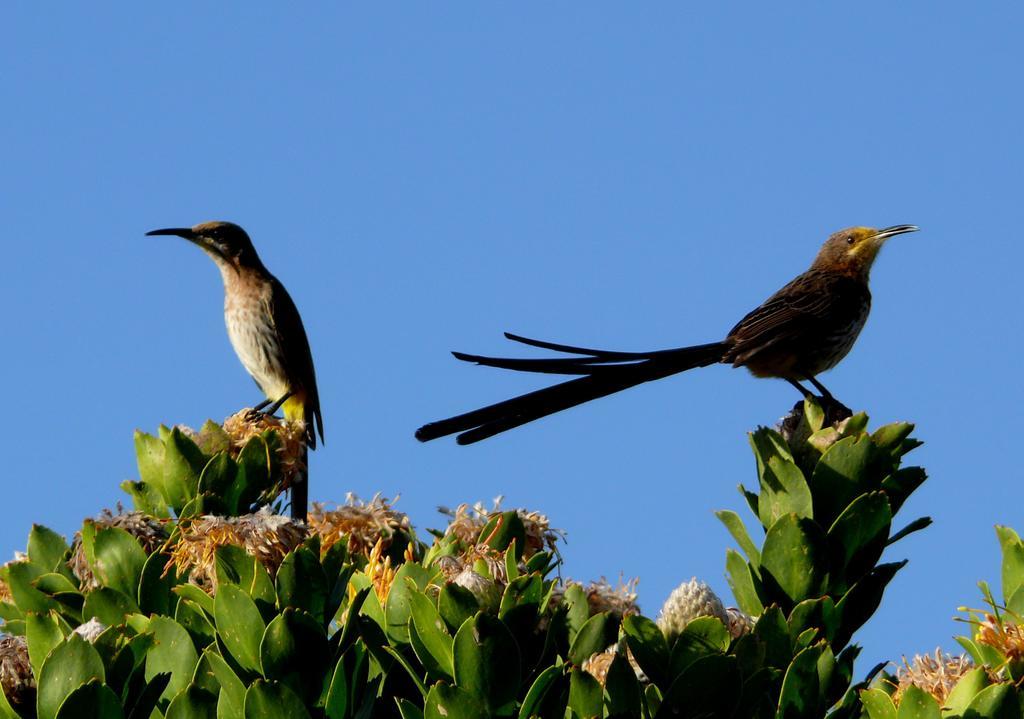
[0,399,972,719]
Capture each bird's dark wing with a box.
[416,337,728,444]
[267,277,324,448]
[726,271,870,365]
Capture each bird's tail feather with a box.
[416,337,727,444]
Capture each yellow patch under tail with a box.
[281,392,307,425]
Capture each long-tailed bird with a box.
[416,225,918,445]
[146,221,323,518]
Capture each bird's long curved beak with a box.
[874,225,919,241]
[145,227,196,240]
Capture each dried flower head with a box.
[0,576,12,605]
[167,508,307,592]
[365,538,398,602]
[70,508,168,590]
[582,648,617,687]
[438,498,562,559]
[0,635,34,708]
[726,607,755,639]
[894,650,976,707]
[584,577,640,618]
[977,614,1024,662]
[73,619,107,643]
[657,578,729,640]
[221,409,307,488]
[309,494,411,558]
[435,550,504,611]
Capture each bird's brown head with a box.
[811,225,918,278]
[146,221,264,270]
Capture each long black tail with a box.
[415,333,728,445]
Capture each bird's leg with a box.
[263,391,294,418]
[786,379,814,398]
[804,376,853,425]
[806,376,835,402]
[252,398,273,412]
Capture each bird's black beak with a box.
[874,225,919,241]
[146,227,196,240]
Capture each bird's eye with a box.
[846,236,855,245]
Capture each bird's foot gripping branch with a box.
[0,402,930,718]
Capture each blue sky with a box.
[2,4,1021,673]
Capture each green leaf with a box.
[259,609,329,704]
[202,649,245,719]
[26,611,65,678]
[82,587,141,626]
[880,467,927,515]
[563,583,590,644]
[810,435,874,527]
[499,573,543,619]
[424,683,490,719]
[725,549,764,617]
[215,584,267,673]
[787,597,838,646]
[518,665,566,719]
[760,514,828,607]
[834,561,906,650]
[138,552,178,617]
[438,583,479,633]
[568,668,602,719]
[229,436,273,513]
[776,643,823,717]
[656,655,740,718]
[28,525,69,573]
[37,634,106,719]
[324,644,371,719]
[753,606,792,670]
[749,428,812,527]
[622,614,670,689]
[165,685,218,719]
[93,527,148,599]
[55,680,124,719]
[384,564,433,643]
[962,683,1019,718]
[119,480,169,518]
[604,653,642,716]
[894,685,940,719]
[197,452,237,500]
[827,492,892,581]
[453,613,520,713]
[715,510,761,566]
[871,421,915,454]
[125,671,170,719]
[135,431,169,507]
[670,616,729,677]
[243,680,311,719]
[997,526,1024,605]
[175,598,216,648]
[174,584,215,617]
[942,667,990,715]
[409,588,455,681]
[275,548,328,626]
[396,698,424,719]
[859,688,896,719]
[479,512,527,561]
[6,561,60,613]
[568,612,619,667]
[163,427,208,512]
[214,545,255,590]
[145,616,200,702]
